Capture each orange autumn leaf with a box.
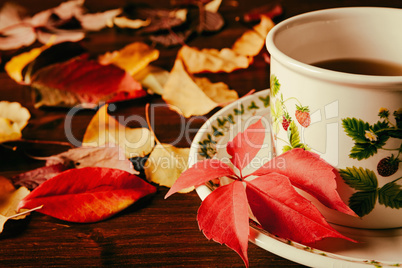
[99,42,159,76]
[5,41,53,83]
[18,167,156,223]
[82,105,154,158]
[162,59,238,117]
[232,15,275,57]
[178,45,251,74]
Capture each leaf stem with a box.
[145,103,161,145]
[20,139,74,148]
[0,142,18,151]
[381,147,400,151]
[9,205,43,219]
[282,97,302,106]
[384,118,396,128]
[389,176,402,184]
[276,136,291,146]
[227,174,241,181]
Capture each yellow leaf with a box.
[133,65,169,95]
[0,186,30,233]
[144,143,193,193]
[194,77,238,104]
[111,16,151,29]
[162,59,238,117]
[178,45,251,73]
[5,41,53,83]
[98,42,159,76]
[0,176,15,201]
[205,0,222,12]
[82,105,155,158]
[232,15,275,57]
[0,101,30,143]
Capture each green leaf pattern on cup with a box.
[340,108,401,216]
[270,74,402,217]
[198,94,271,159]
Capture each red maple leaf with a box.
[165,117,357,267]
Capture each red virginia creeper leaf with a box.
[165,159,236,198]
[31,57,145,107]
[250,148,357,216]
[18,167,156,223]
[246,173,355,244]
[226,118,265,174]
[198,181,250,267]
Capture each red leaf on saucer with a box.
[198,181,249,267]
[250,148,357,216]
[18,167,156,223]
[226,118,265,174]
[31,57,145,107]
[165,159,236,199]
[246,173,355,243]
[166,116,356,267]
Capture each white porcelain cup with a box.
[266,7,402,229]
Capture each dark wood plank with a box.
[1,0,401,267]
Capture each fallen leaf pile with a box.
[2,0,276,115]
[2,3,339,267]
[166,118,357,267]
[5,41,154,108]
[0,0,121,50]
[117,1,225,47]
[161,15,274,117]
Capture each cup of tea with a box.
[266,7,402,229]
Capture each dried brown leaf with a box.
[179,46,251,74]
[162,59,238,117]
[232,15,275,57]
[144,143,192,192]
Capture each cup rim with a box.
[266,7,402,90]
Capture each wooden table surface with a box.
[1,0,401,267]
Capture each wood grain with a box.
[1,0,401,267]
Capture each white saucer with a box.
[189,89,402,268]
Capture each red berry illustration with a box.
[377,155,400,177]
[295,105,311,128]
[282,113,291,131]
